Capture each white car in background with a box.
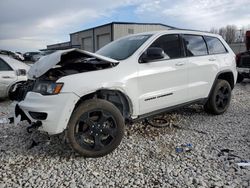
[0,55,29,98]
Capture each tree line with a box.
[209,25,250,44]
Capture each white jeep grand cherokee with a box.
[15,30,237,157]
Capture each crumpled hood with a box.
[28,48,119,79]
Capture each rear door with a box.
[182,34,218,100]
[0,58,17,97]
[204,36,231,68]
[137,34,189,115]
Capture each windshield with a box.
[96,34,152,60]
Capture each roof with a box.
[70,22,175,35]
[118,29,220,37]
[0,54,29,70]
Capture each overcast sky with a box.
[0,0,249,52]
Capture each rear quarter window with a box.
[204,36,227,54]
[182,35,208,56]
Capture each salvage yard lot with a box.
[0,81,250,187]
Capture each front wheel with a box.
[204,79,232,115]
[67,99,124,157]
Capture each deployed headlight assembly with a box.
[33,81,63,95]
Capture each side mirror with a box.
[140,47,165,63]
[16,69,27,76]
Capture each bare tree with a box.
[225,25,237,43]
[210,25,249,43]
[219,27,226,40]
[237,26,246,43]
[210,27,218,34]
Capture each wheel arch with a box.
[74,89,133,120]
[208,70,235,99]
[217,71,235,89]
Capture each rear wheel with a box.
[204,79,231,115]
[67,99,124,157]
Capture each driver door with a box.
[137,34,189,115]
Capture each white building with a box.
[47,22,174,52]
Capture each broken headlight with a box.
[33,81,63,95]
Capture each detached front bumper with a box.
[15,92,79,135]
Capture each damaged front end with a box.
[13,48,119,134]
[14,48,119,101]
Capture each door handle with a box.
[209,58,216,61]
[2,76,11,79]
[175,62,184,66]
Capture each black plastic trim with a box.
[133,98,206,122]
[15,104,31,124]
[29,111,48,120]
[207,70,235,98]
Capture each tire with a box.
[204,79,232,115]
[237,73,244,83]
[67,99,124,157]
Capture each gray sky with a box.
[0,0,249,52]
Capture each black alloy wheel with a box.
[204,79,232,115]
[67,99,124,157]
[75,109,117,151]
[215,85,230,111]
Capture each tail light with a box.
[235,53,241,66]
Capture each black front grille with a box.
[29,111,47,120]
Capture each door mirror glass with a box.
[16,69,27,76]
[140,47,166,63]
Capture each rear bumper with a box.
[16,92,79,135]
[237,67,250,77]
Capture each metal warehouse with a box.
[47,22,173,52]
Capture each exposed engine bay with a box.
[39,50,118,81]
[10,49,119,101]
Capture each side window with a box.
[150,34,184,59]
[182,35,208,56]
[204,36,227,54]
[0,58,12,71]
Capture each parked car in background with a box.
[15,52,25,61]
[0,55,29,99]
[14,30,236,157]
[0,50,24,61]
[31,50,56,62]
[236,30,250,82]
[23,52,40,61]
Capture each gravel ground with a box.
[0,81,250,188]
